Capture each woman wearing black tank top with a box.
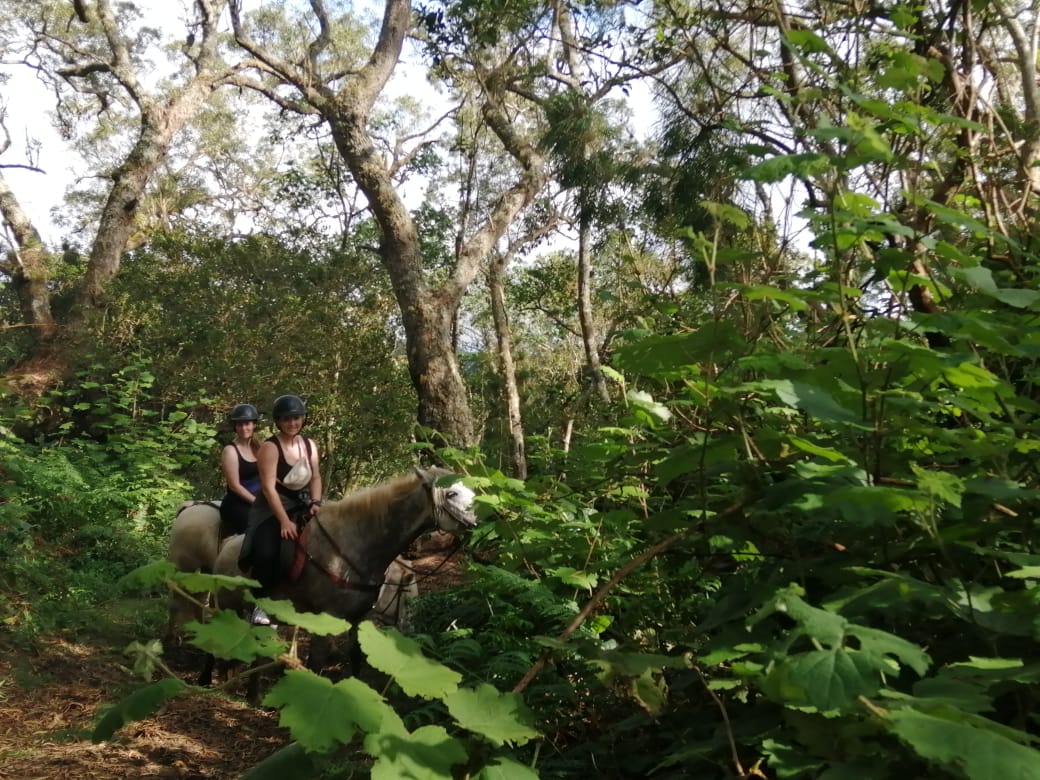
[237,394,323,625]
[219,403,262,536]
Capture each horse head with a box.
[415,467,478,534]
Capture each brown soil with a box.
[0,542,465,780]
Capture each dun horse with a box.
[168,502,419,635]
[177,467,477,686]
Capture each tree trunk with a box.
[228,0,550,446]
[76,85,223,315]
[576,210,609,402]
[0,171,55,341]
[325,100,477,445]
[488,253,527,479]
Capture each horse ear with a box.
[414,466,429,484]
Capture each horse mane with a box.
[321,471,424,525]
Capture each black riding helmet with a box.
[272,394,307,420]
[228,403,260,422]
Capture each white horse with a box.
[168,499,420,637]
[166,500,222,635]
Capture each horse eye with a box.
[446,490,457,499]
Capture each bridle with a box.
[298,479,475,594]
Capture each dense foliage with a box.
[2,0,1040,778]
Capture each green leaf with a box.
[786,28,833,54]
[746,152,832,183]
[763,380,869,428]
[176,570,257,594]
[442,683,540,747]
[474,756,541,780]
[263,669,396,752]
[358,621,462,699]
[701,200,751,229]
[740,284,809,311]
[367,724,468,780]
[92,679,186,742]
[119,560,175,590]
[253,597,353,636]
[547,566,598,590]
[627,389,672,422]
[888,709,1040,780]
[771,648,882,711]
[786,436,851,462]
[124,639,165,681]
[613,323,745,376]
[1005,566,1040,579]
[187,610,288,662]
[911,464,964,507]
[754,586,847,646]
[847,625,931,676]
[240,742,319,780]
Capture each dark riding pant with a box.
[239,491,306,597]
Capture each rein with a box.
[297,515,380,593]
[393,536,463,588]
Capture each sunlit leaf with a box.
[443,684,540,746]
[186,609,287,662]
[366,725,468,780]
[253,597,352,636]
[263,669,395,752]
[474,757,541,780]
[359,622,462,699]
[119,560,175,590]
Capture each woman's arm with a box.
[307,438,323,515]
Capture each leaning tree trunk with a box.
[76,84,225,316]
[0,171,55,341]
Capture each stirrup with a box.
[251,606,272,626]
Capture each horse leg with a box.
[347,624,363,678]
[307,633,332,675]
[198,652,216,687]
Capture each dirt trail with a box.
[0,544,464,779]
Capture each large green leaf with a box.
[263,669,396,752]
[846,625,930,676]
[888,709,1040,780]
[358,621,462,699]
[177,570,258,594]
[761,380,869,428]
[253,597,353,636]
[119,559,175,590]
[769,648,883,711]
[442,683,540,746]
[474,757,541,780]
[240,742,319,780]
[366,724,468,780]
[92,678,186,741]
[612,324,744,376]
[186,609,287,662]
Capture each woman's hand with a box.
[279,520,299,540]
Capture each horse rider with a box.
[237,394,323,625]
[219,403,262,538]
